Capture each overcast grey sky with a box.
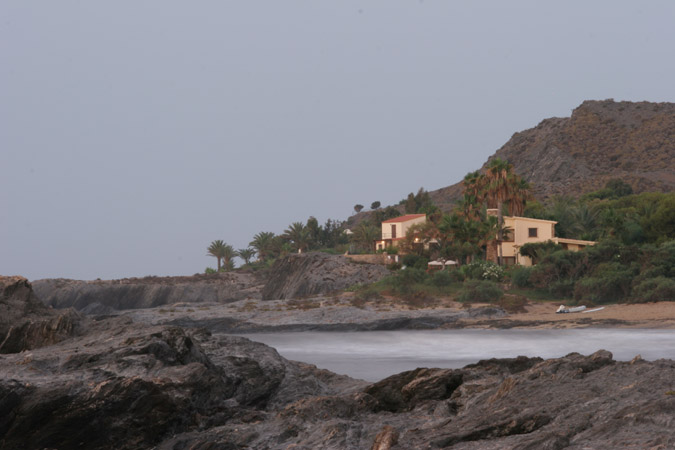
[2,1,674,281]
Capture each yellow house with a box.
[487,209,596,266]
[375,214,426,251]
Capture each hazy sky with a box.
[2,1,674,281]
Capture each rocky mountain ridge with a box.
[426,99,674,211]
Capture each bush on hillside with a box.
[529,250,588,292]
[573,262,635,304]
[457,280,504,303]
[428,270,454,287]
[461,261,505,282]
[510,266,533,288]
[402,254,429,270]
[392,267,428,294]
[631,277,675,303]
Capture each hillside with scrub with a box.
[428,99,674,211]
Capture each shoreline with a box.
[121,295,675,333]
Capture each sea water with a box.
[240,329,675,381]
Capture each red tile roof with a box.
[382,214,426,223]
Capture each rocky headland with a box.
[2,275,675,449]
[31,253,390,315]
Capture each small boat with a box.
[582,307,605,313]
[556,305,587,314]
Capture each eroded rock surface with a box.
[32,271,264,311]
[155,350,675,449]
[0,318,361,449]
[0,276,81,353]
[261,252,390,300]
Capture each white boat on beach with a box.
[556,305,587,314]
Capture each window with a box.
[501,256,516,266]
[528,227,538,238]
[391,224,397,239]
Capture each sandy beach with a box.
[459,300,675,329]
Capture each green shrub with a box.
[393,267,428,293]
[550,280,576,297]
[460,261,505,281]
[205,267,217,274]
[510,266,532,288]
[428,270,453,287]
[457,280,504,303]
[355,286,383,302]
[519,241,563,264]
[447,269,465,282]
[632,277,675,303]
[573,262,635,303]
[402,254,429,270]
[529,250,588,292]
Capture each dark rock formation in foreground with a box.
[0,320,360,449]
[1,278,674,449]
[32,271,264,312]
[261,252,390,300]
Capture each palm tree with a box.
[283,222,311,253]
[221,243,235,271]
[207,240,228,272]
[573,204,600,240]
[483,159,515,263]
[460,171,485,221]
[249,232,276,261]
[237,248,256,266]
[507,177,532,217]
[350,222,379,253]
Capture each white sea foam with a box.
[241,329,675,382]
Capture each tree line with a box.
[206,217,349,272]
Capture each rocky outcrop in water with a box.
[32,271,264,312]
[0,276,81,353]
[153,350,675,449]
[0,317,362,449]
[261,252,390,300]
